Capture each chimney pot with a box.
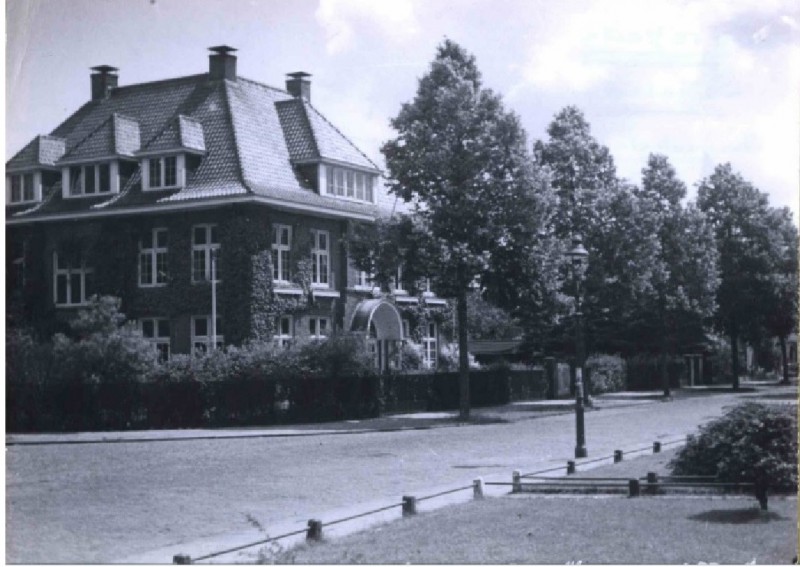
[208,45,238,81]
[286,72,311,102]
[90,65,119,101]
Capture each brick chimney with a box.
[90,66,119,101]
[286,72,311,102]
[208,45,237,81]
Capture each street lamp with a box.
[565,235,589,459]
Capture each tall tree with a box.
[696,163,776,390]
[378,40,555,420]
[633,154,719,395]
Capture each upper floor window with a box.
[139,228,168,287]
[8,173,37,204]
[147,156,179,189]
[192,224,220,283]
[325,166,374,203]
[192,315,223,354]
[354,269,373,289]
[68,163,112,196]
[311,229,329,287]
[140,318,171,362]
[274,315,294,348]
[393,264,406,294]
[53,251,94,307]
[272,224,292,283]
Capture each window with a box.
[355,269,373,288]
[271,224,292,282]
[68,164,112,196]
[325,166,374,203]
[422,322,438,369]
[311,229,329,286]
[192,224,220,283]
[140,318,171,361]
[53,251,94,306]
[147,156,179,189]
[309,317,330,341]
[393,264,406,293]
[8,173,36,203]
[274,315,293,348]
[402,319,410,339]
[191,315,223,354]
[139,228,168,287]
[11,240,27,289]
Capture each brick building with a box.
[6,46,446,370]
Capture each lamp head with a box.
[566,235,589,266]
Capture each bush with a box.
[585,354,625,394]
[625,353,685,390]
[669,402,797,491]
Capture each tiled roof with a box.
[59,113,141,162]
[7,70,388,221]
[7,135,66,171]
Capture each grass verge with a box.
[275,450,797,565]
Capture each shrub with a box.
[585,354,625,394]
[625,353,685,390]
[669,402,797,492]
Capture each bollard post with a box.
[402,496,417,517]
[173,554,192,564]
[628,479,640,497]
[646,472,658,495]
[512,470,522,493]
[614,450,623,463]
[653,441,661,453]
[473,478,484,500]
[567,460,576,475]
[307,519,323,541]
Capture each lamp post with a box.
[565,235,589,459]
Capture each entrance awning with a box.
[350,299,403,340]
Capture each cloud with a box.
[315,0,420,55]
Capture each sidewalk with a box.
[9,381,791,446]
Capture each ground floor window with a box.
[140,318,171,361]
[274,315,294,348]
[191,315,223,354]
[53,251,94,306]
[422,322,438,369]
[308,317,330,340]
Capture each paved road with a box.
[5,388,791,563]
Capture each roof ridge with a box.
[60,112,116,161]
[139,80,215,151]
[109,73,208,94]
[303,100,380,171]
[12,180,61,217]
[293,99,321,159]
[92,166,141,209]
[236,76,292,96]
[222,81,251,193]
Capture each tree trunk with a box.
[661,333,670,398]
[730,331,740,391]
[779,335,789,384]
[457,289,470,421]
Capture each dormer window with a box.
[323,165,375,203]
[7,172,38,204]
[64,162,116,197]
[149,156,178,188]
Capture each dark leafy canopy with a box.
[696,163,794,387]
[372,40,557,418]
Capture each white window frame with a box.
[139,228,168,287]
[274,315,294,348]
[393,264,406,294]
[311,229,330,287]
[144,155,183,190]
[323,165,375,204]
[354,269,373,289]
[191,315,223,354]
[272,224,292,283]
[7,172,39,204]
[422,321,438,369]
[140,318,171,361]
[64,162,115,197]
[308,316,330,341]
[53,251,94,307]
[191,224,220,283]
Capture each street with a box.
[5,389,788,563]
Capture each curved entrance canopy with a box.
[350,298,403,340]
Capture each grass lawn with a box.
[278,451,798,565]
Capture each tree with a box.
[761,206,798,383]
[633,154,719,396]
[696,164,777,390]
[378,40,555,420]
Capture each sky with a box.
[5,0,800,222]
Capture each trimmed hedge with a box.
[585,354,626,394]
[625,354,686,390]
